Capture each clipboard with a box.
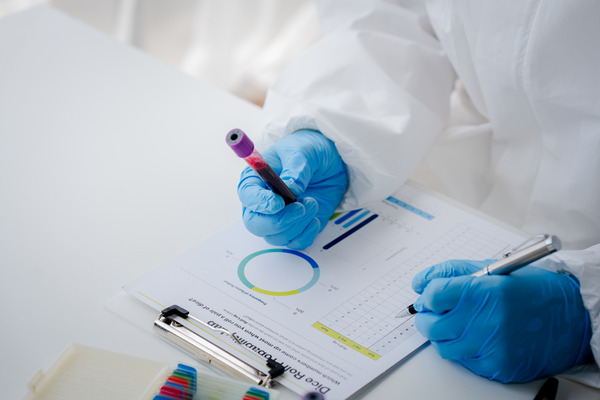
[104,290,284,389]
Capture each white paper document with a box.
[125,184,525,399]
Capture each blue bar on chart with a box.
[342,210,371,229]
[334,209,362,225]
[385,196,435,220]
[324,212,379,250]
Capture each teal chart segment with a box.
[237,249,320,296]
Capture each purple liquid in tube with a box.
[226,129,296,204]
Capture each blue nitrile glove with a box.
[238,129,348,249]
[411,259,593,383]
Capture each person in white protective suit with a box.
[236,0,600,385]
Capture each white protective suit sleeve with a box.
[260,0,455,209]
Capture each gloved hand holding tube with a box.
[411,259,594,383]
[233,129,348,249]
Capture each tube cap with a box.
[226,128,254,158]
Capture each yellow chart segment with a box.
[312,322,381,360]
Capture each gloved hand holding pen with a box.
[237,129,348,249]
[411,259,593,383]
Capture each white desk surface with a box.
[1,6,598,400]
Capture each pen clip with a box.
[502,234,549,258]
[154,305,284,388]
[475,234,560,277]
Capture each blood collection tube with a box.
[226,128,297,205]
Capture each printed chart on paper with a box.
[125,184,525,399]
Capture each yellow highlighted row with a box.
[312,322,381,360]
[252,287,300,296]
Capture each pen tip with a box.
[396,304,416,318]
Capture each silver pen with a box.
[395,234,561,318]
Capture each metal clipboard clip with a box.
[154,305,284,388]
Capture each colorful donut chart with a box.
[237,249,320,296]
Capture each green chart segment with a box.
[237,249,320,296]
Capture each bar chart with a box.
[323,209,379,250]
[313,195,438,267]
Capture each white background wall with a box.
[0,0,321,105]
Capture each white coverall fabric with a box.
[259,0,600,385]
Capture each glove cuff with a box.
[574,309,595,366]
